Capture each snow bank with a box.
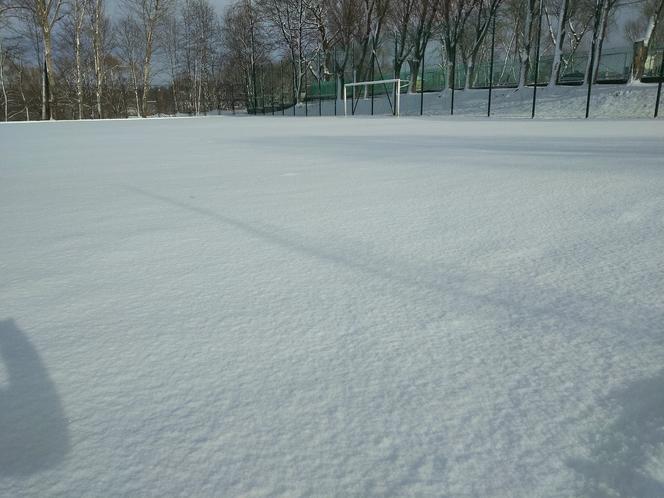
[289,83,662,119]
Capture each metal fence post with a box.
[371,38,375,116]
[421,47,426,116]
[586,0,604,119]
[334,46,338,116]
[531,0,543,119]
[488,10,496,117]
[318,50,322,116]
[394,33,398,116]
[451,43,456,116]
[655,51,664,118]
[352,42,356,116]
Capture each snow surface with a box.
[1,116,664,497]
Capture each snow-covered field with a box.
[1,116,663,497]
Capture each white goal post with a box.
[343,79,402,117]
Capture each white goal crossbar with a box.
[343,78,402,117]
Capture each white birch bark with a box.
[0,36,7,121]
[548,0,568,87]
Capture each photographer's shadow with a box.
[568,370,664,497]
[0,319,69,475]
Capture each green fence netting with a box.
[248,45,650,113]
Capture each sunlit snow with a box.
[1,116,663,497]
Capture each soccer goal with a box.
[343,78,402,117]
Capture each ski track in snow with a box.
[1,116,663,497]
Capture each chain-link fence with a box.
[246,44,663,117]
[643,48,664,80]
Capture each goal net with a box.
[343,78,404,117]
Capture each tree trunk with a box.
[294,56,305,104]
[548,0,569,87]
[43,28,55,119]
[643,0,664,49]
[130,64,141,117]
[465,56,474,89]
[408,59,420,93]
[0,38,7,122]
[593,1,610,81]
[518,0,535,88]
[394,60,403,85]
[19,68,29,120]
[141,0,161,117]
[41,59,47,119]
[75,19,83,119]
[92,0,105,119]
[172,80,179,114]
[584,0,608,84]
[141,43,153,116]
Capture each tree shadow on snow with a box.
[123,185,663,348]
[567,370,664,498]
[123,185,664,495]
[0,319,69,475]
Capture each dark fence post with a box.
[44,61,51,120]
[371,39,375,116]
[394,33,398,116]
[586,0,604,119]
[531,0,543,119]
[655,51,664,118]
[488,11,496,117]
[451,43,456,116]
[420,47,426,116]
[352,42,356,116]
[334,46,338,116]
[318,50,322,116]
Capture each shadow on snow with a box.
[0,319,69,475]
[568,370,664,497]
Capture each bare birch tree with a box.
[0,37,7,121]
[257,0,315,104]
[117,15,144,116]
[181,0,219,114]
[14,0,65,119]
[90,0,109,118]
[221,0,268,109]
[122,0,173,116]
[68,0,88,119]
[0,1,8,121]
